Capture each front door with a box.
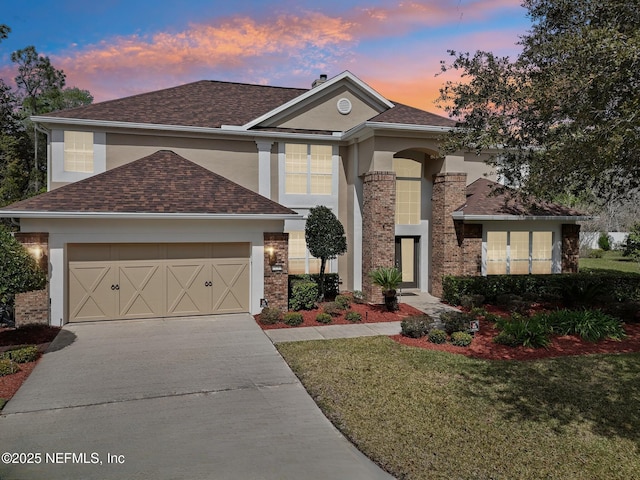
[395,237,419,289]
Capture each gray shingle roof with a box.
[43,79,456,130]
[1,150,296,216]
[455,178,585,217]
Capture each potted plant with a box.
[369,267,402,311]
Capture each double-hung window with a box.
[285,144,332,195]
[287,231,322,274]
[486,231,553,275]
[64,131,94,173]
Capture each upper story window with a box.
[64,131,94,173]
[285,144,332,195]
[393,158,422,225]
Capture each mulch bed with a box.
[0,325,61,403]
[256,302,424,330]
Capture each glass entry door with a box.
[395,237,419,288]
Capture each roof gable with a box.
[240,71,394,131]
[0,151,296,216]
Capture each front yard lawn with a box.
[580,250,640,273]
[278,336,640,480]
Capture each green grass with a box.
[0,398,6,410]
[580,250,640,274]
[278,337,640,480]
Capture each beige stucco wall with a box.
[106,133,260,191]
[272,85,381,132]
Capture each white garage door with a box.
[68,244,250,322]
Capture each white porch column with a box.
[256,140,274,198]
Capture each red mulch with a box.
[0,325,60,403]
[392,310,640,361]
[256,302,424,330]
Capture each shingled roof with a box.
[41,78,456,130]
[0,151,297,216]
[454,178,587,218]
[44,80,307,129]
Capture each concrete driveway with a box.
[0,315,393,479]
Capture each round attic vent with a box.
[337,97,352,115]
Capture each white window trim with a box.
[482,227,561,275]
[51,129,106,184]
[278,143,339,211]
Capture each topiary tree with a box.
[305,206,347,300]
[0,226,46,306]
[623,223,640,263]
[598,232,612,251]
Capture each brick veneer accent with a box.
[15,289,49,327]
[562,224,580,273]
[431,173,468,297]
[263,232,289,312]
[362,172,396,303]
[13,232,50,327]
[458,223,483,276]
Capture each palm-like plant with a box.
[369,267,402,311]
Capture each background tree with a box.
[305,205,347,300]
[623,223,640,264]
[438,0,640,203]
[0,36,92,206]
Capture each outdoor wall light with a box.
[28,245,43,260]
[266,247,277,266]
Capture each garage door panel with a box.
[166,262,210,316]
[118,263,164,318]
[68,244,250,321]
[211,261,250,313]
[68,263,116,322]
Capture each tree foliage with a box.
[438,0,640,202]
[304,206,347,299]
[623,223,640,262]
[0,29,92,207]
[0,225,46,304]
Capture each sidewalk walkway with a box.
[265,290,460,344]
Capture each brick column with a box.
[431,173,467,297]
[14,232,50,327]
[562,224,580,273]
[362,171,396,303]
[263,232,289,312]
[460,223,483,276]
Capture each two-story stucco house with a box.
[0,71,588,326]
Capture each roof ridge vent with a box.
[312,74,328,88]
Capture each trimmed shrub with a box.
[345,311,362,323]
[288,274,340,301]
[0,345,38,363]
[401,315,432,338]
[322,302,342,317]
[598,232,612,251]
[316,313,332,324]
[0,359,20,377]
[460,294,485,309]
[428,329,447,344]
[334,294,352,310]
[289,281,318,311]
[440,311,474,335]
[283,312,303,327]
[259,307,282,325]
[493,331,520,347]
[450,331,473,347]
[588,248,604,259]
[442,272,640,306]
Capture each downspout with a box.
[34,123,51,192]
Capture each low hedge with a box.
[442,272,640,307]
[288,274,340,301]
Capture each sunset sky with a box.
[1,0,530,116]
